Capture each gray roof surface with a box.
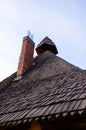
[0,47,86,126]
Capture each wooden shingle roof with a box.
[0,38,86,126]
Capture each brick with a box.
[17,36,35,76]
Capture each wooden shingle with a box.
[0,37,86,126]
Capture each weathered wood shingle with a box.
[0,50,86,126]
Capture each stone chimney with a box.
[17,35,35,76]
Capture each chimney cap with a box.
[23,36,35,46]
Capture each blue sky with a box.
[0,0,86,81]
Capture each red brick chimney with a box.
[17,35,35,76]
